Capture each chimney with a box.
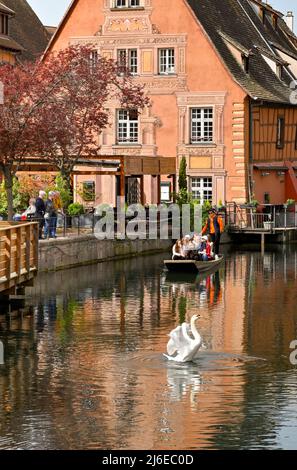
[285,11,294,32]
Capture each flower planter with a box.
[263,221,273,231]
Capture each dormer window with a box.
[0,14,9,35]
[242,54,250,74]
[276,64,284,80]
[114,0,140,8]
[260,7,265,24]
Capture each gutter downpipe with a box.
[249,97,254,229]
[249,97,254,204]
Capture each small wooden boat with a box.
[164,255,224,273]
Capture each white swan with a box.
[164,314,202,363]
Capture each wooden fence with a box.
[0,221,39,295]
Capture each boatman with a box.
[202,208,224,255]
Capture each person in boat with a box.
[202,208,224,255]
[183,234,197,260]
[172,240,186,260]
[200,235,214,261]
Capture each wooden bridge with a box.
[0,221,39,298]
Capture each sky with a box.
[27,0,297,28]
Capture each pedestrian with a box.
[44,191,57,239]
[22,198,37,220]
[36,190,46,239]
[53,191,63,238]
[202,208,224,255]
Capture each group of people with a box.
[15,190,63,239]
[172,208,224,262]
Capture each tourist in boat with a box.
[172,240,186,260]
[200,235,214,261]
[202,208,224,255]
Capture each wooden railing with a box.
[0,221,39,295]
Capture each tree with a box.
[179,156,187,191]
[0,45,149,219]
[38,45,150,187]
[0,62,46,219]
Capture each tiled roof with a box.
[187,0,297,104]
[0,1,14,15]
[0,33,23,52]
[1,0,51,61]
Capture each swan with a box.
[164,314,202,363]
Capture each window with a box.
[83,181,96,202]
[242,54,249,74]
[117,49,138,75]
[115,0,140,8]
[159,49,175,75]
[161,183,171,202]
[264,192,270,205]
[276,117,285,149]
[117,109,139,144]
[0,14,8,35]
[191,178,213,204]
[191,108,214,143]
[89,50,98,71]
[276,64,284,80]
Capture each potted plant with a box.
[67,203,85,228]
[285,199,295,212]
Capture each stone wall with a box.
[39,236,172,272]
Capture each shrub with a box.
[178,157,187,192]
[67,203,85,217]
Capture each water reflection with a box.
[0,248,297,449]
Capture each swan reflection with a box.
[166,363,202,407]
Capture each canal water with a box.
[0,247,297,450]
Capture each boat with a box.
[163,255,224,273]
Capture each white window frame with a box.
[191,177,213,204]
[161,182,171,202]
[117,109,139,144]
[159,48,175,75]
[190,107,214,144]
[117,49,138,75]
[114,0,141,8]
[89,50,98,71]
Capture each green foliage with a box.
[172,189,213,230]
[286,199,295,206]
[0,178,28,216]
[250,199,259,207]
[202,200,212,225]
[67,202,85,216]
[178,157,187,191]
[52,174,72,209]
[174,188,192,206]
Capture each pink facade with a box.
[47,0,251,207]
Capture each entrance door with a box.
[126,177,141,205]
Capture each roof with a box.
[0,33,23,52]
[187,0,297,104]
[0,1,14,15]
[0,0,51,61]
[45,26,57,38]
[46,0,297,105]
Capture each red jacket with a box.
[206,242,212,259]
